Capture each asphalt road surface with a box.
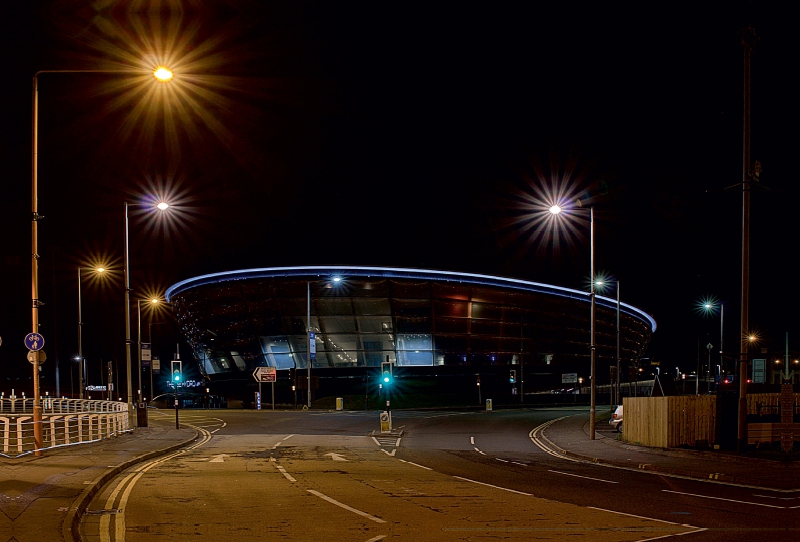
[80,407,798,541]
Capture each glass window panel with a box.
[259,336,295,369]
[470,302,503,320]
[392,299,431,317]
[434,317,468,334]
[434,300,468,317]
[318,316,357,333]
[314,299,354,316]
[395,317,431,333]
[356,316,393,332]
[470,320,503,336]
[434,335,468,351]
[352,298,391,315]
[397,334,433,366]
[390,281,431,298]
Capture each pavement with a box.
[0,417,198,542]
[1,410,797,541]
[540,412,800,491]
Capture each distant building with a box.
[166,266,655,397]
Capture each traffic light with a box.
[172,360,182,383]
[509,369,516,384]
[381,361,393,385]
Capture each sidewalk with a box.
[541,413,800,490]
[0,418,197,542]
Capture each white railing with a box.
[0,398,130,458]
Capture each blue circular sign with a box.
[25,333,45,351]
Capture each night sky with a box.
[1,1,796,392]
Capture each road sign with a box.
[25,333,45,351]
[309,332,316,360]
[141,343,151,361]
[27,350,47,364]
[562,373,577,383]
[252,366,277,383]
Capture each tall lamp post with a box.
[549,202,597,439]
[77,266,105,399]
[31,67,174,452]
[306,275,343,408]
[125,201,169,425]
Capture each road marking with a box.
[662,489,786,509]
[548,470,618,484]
[365,536,386,542]
[95,424,213,542]
[495,458,509,463]
[512,461,528,467]
[211,429,220,433]
[382,449,396,457]
[371,436,380,446]
[753,494,800,500]
[470,436,475,445]
[209,454,228,463]
[587,506,705,529]
[395,437,401,447]
[473,447,480,452]
[453,476,532,496]
[282,434,295,441]
[275,465,296,482]
[325,452,348,461]
[307,490,386,523]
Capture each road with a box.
[79,407,798,541]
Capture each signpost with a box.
[253,367,277,410]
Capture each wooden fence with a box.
[623,393,800,448]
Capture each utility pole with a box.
[738,25,758,454]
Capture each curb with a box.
[540,424,796,490]
[63,427,200,542]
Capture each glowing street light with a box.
[77,266,106,399]
[31,67,175,453]
[550,200,598,439]
[125,202,170,425]
[153,67,174,82]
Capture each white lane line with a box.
[477,450,486,456]
[453,476,532,496]
[397,459,432,470]
[275,465,296,482]
[470,436,475,445]
[307,490,386,523]
[512,461,528,467]
[587,506,705,530]
[282,434,295,441]
[371,436,381,446]
[753,494,800,500]
[548,470,618,484]
[365,536,386,542]
[662,489,786,509]
[473,447,480,452]
[395,438,401,447]
[495,458,509,463]
[210,429,220,433]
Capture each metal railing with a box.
[0,398,130,458]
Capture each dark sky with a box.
[1,1,796,389]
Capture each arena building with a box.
[165,266,656,402]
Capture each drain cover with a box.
[84,509,121,516]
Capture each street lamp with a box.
[125,201,169,425]
[137,296,161,403]
[595,278,620,406]
[550,202,597,439]
[306,275,343,408]
[77,266,105,399]
[31,67,174,453]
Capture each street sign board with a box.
[562,373,577,384]
[25,333,44,351]
[141,343,152,361]
[152,357,161,374]
[27,350,47,364]
[309,332,316,360]
[252,366,277,383]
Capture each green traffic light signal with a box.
[381,361,393,385]
[171,360,182,383]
